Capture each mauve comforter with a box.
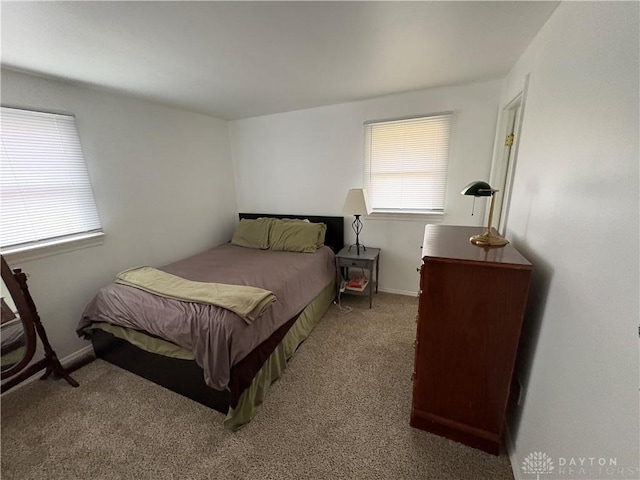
[78,243,335,390]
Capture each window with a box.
[0,107,102,254]
[364,113,452,214]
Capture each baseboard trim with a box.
[62,344,96,371]
[505,422,521,480]
[1,344,95,396]
[378,287,418,297]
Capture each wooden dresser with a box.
[411,225,532,454]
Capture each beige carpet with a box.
[1,293,514,480]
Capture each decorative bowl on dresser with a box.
[410,225,532,455]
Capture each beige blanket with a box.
[115,267,276,324]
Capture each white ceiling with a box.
[1,1,558,120]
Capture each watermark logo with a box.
[522,451,555,480]
[521,452,638,478]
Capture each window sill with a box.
[366,211,444,223]
[1,232,105,265]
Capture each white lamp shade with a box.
[343,188,372,215]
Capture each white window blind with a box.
[364,113,452,213]
[0,107,102,251]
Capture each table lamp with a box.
[461,181,509,247]
[342,188,372,255]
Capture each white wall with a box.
[499,3,639,478]
[0,69,238,363]
[230,80,502,294]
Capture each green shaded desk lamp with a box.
[461,181,509,247]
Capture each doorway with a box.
[489,92,524,234]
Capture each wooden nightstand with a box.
[335,246,380,308]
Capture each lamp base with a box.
[349,215,366,255]
[348,243,366,255]
[469,231,509,247]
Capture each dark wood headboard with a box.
[238,213,344,253]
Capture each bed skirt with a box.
[89,280,335,430]
[225,280,334,430]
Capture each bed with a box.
[78,213,343,430]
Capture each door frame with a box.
[487,75,529,234]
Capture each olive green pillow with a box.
[278,218,326,248]
[269,219,327,253]
[231,218,274,249]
